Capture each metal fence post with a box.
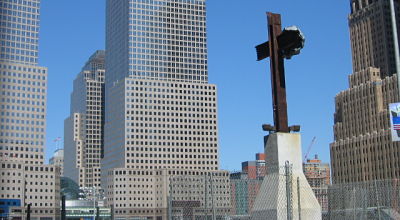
[168,176,172,220]
[375,180,381,220]
[210,174,216,220]
[205,174,208,220]
[285,161,293,220]
[352,188,356,220]
[297,177,301,220]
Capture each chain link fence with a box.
[327,179,400,220]
[165,163,321,220]
[249,162,321,220]
[168,173,231,220]
[230,177,263,217]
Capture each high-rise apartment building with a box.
[0,0,60,219]
[303,155,330,212]
[64,50,105,189]
[102,0,231,219]
[330,0,400,184]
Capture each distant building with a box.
[64,50,105,189]
[242,153,266,179]
[50,149,64,176]
[230,153,266,216]
[303,155,330,211]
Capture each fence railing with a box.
[327,179,400,220]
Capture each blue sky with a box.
[40,0,352,171]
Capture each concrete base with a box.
[251,132,321,220]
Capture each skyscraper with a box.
[349,0,400,78]
[102,0,230,219]
[330,0,400,184]
[0,0,60,219]
[64,50,105,189]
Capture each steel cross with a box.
[256,12,289,133]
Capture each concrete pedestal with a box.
[250,132,321,220]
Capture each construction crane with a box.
[303,136,316,161]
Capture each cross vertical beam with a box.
[267,12,289,132]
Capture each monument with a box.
[250,12,322,220]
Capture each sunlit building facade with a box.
[0,0,60,219]
[102,0,230,219]
[331,0,400,184]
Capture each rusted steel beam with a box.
[267,12,289,133]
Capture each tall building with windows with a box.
[64,50,105,189]
[0,0,60,219]
[330,0,400,184]
[102,0,231,219]
[303,155,330,212]
[349,0,400,78]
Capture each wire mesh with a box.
[327,179,400,220]
[167,163,328,220]
[230,177,263,217]
[231,163,321,220]
[168,173,231,220]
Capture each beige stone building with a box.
[0,161,61,219]
[349,0,400,77]
[331,0,400,184]
[0,0,60,219]
[102,0,231,219]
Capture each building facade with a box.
[49,149,64,177]
[101,0,230,219]
[64,50,105,189]
[303,155,330,212]
[331,0,400,184]
[349,0,400,78]
[65,200,111,220]
[241,153,266,180]
[0,0,60,219]
[230,153,266,216]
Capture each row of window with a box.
[0,64,46,73]
[130,1,205,11]
[1,77,45,86]
[0,146,42,152]
[0,139,43,145]
[0,104,45,112]
[0,112,45,121]
[1,0,40,8]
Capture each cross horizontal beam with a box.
[256,41,270,61]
